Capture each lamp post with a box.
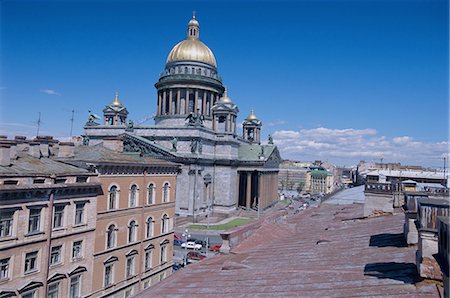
[182,228,190,266]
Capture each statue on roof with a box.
[171,137,178,152]
[82,135,90,146]
[125,120,134,132]
[86,110,100,126]
[268,134,274,145]
[185,108,204,127]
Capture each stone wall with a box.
[363,192,394,217]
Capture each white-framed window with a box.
[160,245,167,264]
[53,205,64,229]
[69,274,81,298]
[106,225,117,249]
[24,251,38,273]
[147,183,155,204]
[0,210,14,238]
[28,208,41,233]
[128,220,137,243]
[126,255,135,278]
[124,287,133,298]
[143,279,151,289]
[162,183,170,203]
[161,214,169,234]
[104,263,114,287]
[47,282,59,298]
[0,257,10,280]
[21,291,36,298]
[50,245,62,265]
[72,240,83,259]
[144,249,152,270]
[74,203,85,225]
[146,217,154,238]
[108,185,118,210]
[129,184,138,207]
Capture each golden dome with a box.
[219,88,232,103]
[166,15,217,67]
[246,109,258,120]
[111,91,123,107]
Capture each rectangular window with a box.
[74,203,84,225]
[0,211,13,237]
[160,246,167,264]
[0,258,9,280]
[104,264,113,287]
[47,282,59,298]
[144,250,152,270]
[53,205,64,229]
[24,251,38,273]
[28,209,41,233]
[72,241,82,259]
[21,291,36,298]
[125,288,133,298]
[50,245,62,265]
[69,275,81,298]
[126,256,135,278]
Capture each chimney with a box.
[35,136,52,158]
[58,142,75,158]
[0,144,11,166]
[102,136,123,152]
[0,140,17,160]
[29,142,41,158]
[15,136,28,151]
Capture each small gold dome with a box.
[167,39,217,67]
[219,88,232,103]
[111,91,123,108]
[247,109,258,120]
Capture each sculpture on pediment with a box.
[125,120,134,132]
[82,135,89,146]
[268,134,274,144]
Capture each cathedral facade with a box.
[84,14,280,218]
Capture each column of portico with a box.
[157,92,162,115]
[185,88,189,114]
[194,89,198,112]
[202,91,207,116]
[258,172,262,209]
[246,172,251,209]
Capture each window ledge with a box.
[50,262,63,269]
[72,257,84,262]
[0,277,10,284]
[52,227,67,232]
[0,236,18,243]
[24,269,39,276]
[25,231,44,237]
[73,223,87,228]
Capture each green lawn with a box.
[279,199,290,205]
[188,218,252,230]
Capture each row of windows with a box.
[106,215,170,250]
[108,182,170,210]
[0,240,84,282]
[0,202,86,239]
[165,65,217,78]
[104,244,168,288]
[16,275,82,298]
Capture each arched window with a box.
[106,224,116,249]
[161,214,169,234]
[146,217,154,238]
[129,184,138,207]
[147,183,155,205]
[163,183,170,203]
[108,186,118,210]
[128,220,137,243]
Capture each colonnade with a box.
[157,88,220,117]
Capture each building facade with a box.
[84,14,280,219]
[0,137,102,298]
[57,142,180,297]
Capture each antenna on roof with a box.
[36,112,43,137]
[69,109,75,137]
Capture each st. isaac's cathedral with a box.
[84,14,281,218]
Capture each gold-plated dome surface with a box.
[219,88,232,103]
[166,39,217,67]
[247,109,258,120]
[111,91,123,108]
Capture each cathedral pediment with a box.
[122,133,176,158]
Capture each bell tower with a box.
[103,92,128,126]
[242,109,262,144]
[212,88,239,134]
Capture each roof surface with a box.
[238,144,275,161]
[139,203,438,297]
[366,169,448,180]
[0,152,89,176]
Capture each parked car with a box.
[187,251,206,260]
[172,262,183,271]
[181,241,202,250]
[174,233,184,245]
[187,238,207,247]
[209,244,222,252]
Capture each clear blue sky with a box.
[1,0,448,167]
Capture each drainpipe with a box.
[44,174,56,297]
